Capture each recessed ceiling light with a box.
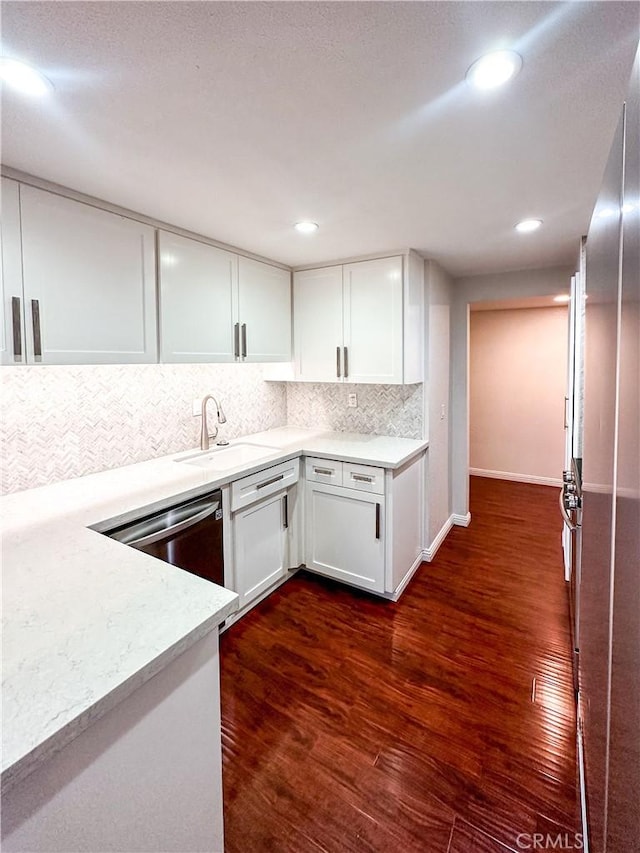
[515,218,543,233]
[466,50,523,91]
[294,221,319,234]
[0,57,53,97]
[553,294,571,303]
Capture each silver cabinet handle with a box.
[313,467,333,476]
[11,296,22,361]
[336,346,341,378]
[343,346,349,378]
[241,323,247,359]
[352,474,373,483]
[31,299,42,360]
[375,503,381,540]
[282,493,288,529]
[234,323,240,359]
[256,473,284,489]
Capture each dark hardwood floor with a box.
[219,476,578,852]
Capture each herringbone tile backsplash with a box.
[1,364,287,494]
[286,382,423,439]
[1,366,424,494]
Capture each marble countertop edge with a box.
[1,592,238,795]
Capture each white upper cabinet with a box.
[159,231,237,362]
[2,176,292,367]
[293,265,343,381]
[343,256,403,384]
[159,233,291,364]
[16,185,157,364]
[293,253,423,384]
[1,179,25,365]
[237,257,291,362]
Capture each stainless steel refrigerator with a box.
[572,45,639,853]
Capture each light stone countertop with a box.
[1,426,428,793]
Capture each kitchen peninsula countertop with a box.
[1,427,428,794]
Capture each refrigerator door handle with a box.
[559,486,579,531]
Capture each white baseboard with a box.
[423,515,454,561]
[388,552,424,601]
[452,512,471,527]
[469,468,562,488]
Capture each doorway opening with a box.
[468,295,569,489]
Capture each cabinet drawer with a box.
[231,458,300,511]
[343,462,385,495]
[305,457,343,486]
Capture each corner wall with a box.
[423,260,453,553]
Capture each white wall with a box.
[423,260,453,551]
[450,266,574,517]
[469,306,568,485]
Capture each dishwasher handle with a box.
[109,496,221,549]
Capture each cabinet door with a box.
[343,256,403,384]
[19,185,157,364]
[305,482,385,593]
[1,178,25,365]
[293,266,344,381]
[238,257,291,362]
[159,231,237,363]
[233,491,289,608]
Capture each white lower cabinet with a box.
[230,459,300,610]
[233,490,291,608]
[304,453,424,598]
[228,450,424,616]
[305,482,385,593]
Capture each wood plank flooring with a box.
[220,476,578,852]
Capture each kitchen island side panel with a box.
[1,631,224,853]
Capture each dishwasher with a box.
[103,489,225,587]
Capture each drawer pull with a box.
[256,473,284,489]
[313,467,334,476]
[375,503,381,540]
[352,474,373,483]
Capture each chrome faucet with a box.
[200,395,227,451]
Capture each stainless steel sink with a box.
[176,443,280,471]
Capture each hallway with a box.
[220,476,578,852]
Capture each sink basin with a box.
[177,443,280,471]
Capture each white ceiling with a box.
[1,2,638,277]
